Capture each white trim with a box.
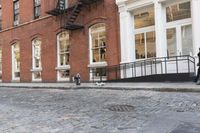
[88,62,108,68]
[32,38,42,81]
[56,31,70,81]
[11,43,20,81]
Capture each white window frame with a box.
[88,23,107,81]
[12,42,20,81]
[56,31,70,81]
[31,38,42,81]
[164,0,192,56]
[133,6,156,60]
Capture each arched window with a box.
[12,42,20,80]
[89,23,107,81]
[32,38,42,81]
[56,31,70,81]
[90,23,106,63]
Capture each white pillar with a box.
[192,0,200,56]
[154,1,166,57]
[118,5,135,63]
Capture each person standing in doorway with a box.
[195,48,200,83]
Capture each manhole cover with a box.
[108,105,135,112]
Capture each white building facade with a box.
[116,0,200,63]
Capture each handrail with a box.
[90,55,196,82]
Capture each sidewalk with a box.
[0,82,199,92]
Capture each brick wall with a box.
[0,0,120,82]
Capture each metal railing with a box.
[90,55,196,82]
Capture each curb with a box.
[0,85,200,92]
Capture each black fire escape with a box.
[46,0,102,30]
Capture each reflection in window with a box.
[34,0,41,19]
[57,31,70,81]
[13,0,19,26]
[167,28,177,57]
[146,31,156,58]
[135,33,145,59]
[12,42,20,79]
[32,38,41,68]
[134,7,155,29]
[91,67,106,80]
[58,31,70,66]
[32,38,42,81]
[135,32,156,59]
[182,25,193,55]
[166,2,191,22]
[58,70,69,79]
[90,23,106,63]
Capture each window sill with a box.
[56,65,70,70]
[31,68,42,72]
[88,62,107,68]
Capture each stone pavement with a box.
[1,87,200,133]
[0,82,199,92]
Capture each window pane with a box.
[93,68,106,77]
[182,25,193,55]
[60,53,69,65]
[13,43,20,78]
[134,7,155,29]
[146,31,156,58]
[90,23,106,63]
[135,33,145,59]
[92,49,99,62]
[33,72,41,80]
[58,32,70,66]
[167,28,177,56]
[166,2,191,22]
[59,70,69,79]
[33,39,41,68]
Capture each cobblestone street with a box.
[0,87,200,133]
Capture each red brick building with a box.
[0,0,120,82]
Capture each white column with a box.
[154,1,166,57]
[119,6,135,63]
[192,0,200,56]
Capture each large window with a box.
[32,38,42,81]
[12,42,20,80]
[134,6,156,59]
[166,1,192,56]
[135,31,156,59]
[166,2,191,22]
[13,0,19,26]
[57,31,70,81]
[89,23,107,80]
[90,23,106,63]
[134,7,155,29]
[34,0,41,19]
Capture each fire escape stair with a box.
[46,0,103,30]
[63,2,84,30]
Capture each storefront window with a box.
[181,25,193,55]
[12,42,20,80]
[32,38,42,81]
[167,28,177,57]
[135,31,156,59]
[90,23,106,63]
[134,7,155,29]
[166,2,191,22]
[57,31,70,81]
